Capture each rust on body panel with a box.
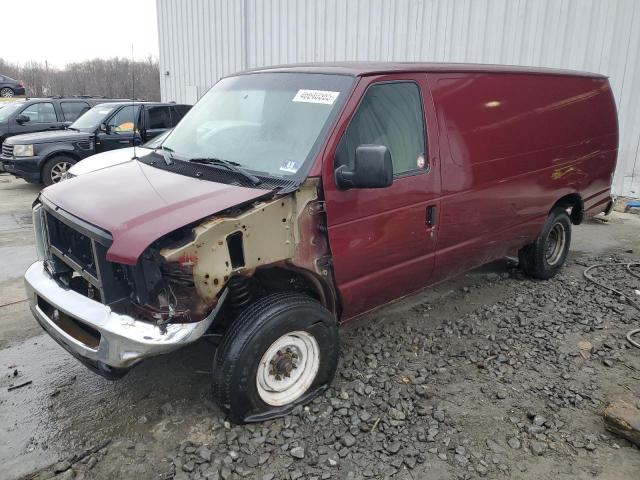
[160,179,333,308]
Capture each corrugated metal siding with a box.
[157,0,640,197]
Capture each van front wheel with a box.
[212,292,339,424]
[519,207,572,279]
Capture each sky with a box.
[2,0,159,67]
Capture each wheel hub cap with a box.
[545,223,566,266]
[256,331,320,406]
[270,348,298,379]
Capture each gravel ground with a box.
[23,251,640,480]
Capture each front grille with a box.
[45,210,99,283]
[39,201,130,307]
[2,144,13,157]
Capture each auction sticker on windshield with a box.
[279,160,300,173]
[292,89,340,105]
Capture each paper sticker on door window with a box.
[292,89,340,105]
[280,160,299,173]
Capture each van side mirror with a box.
[16,114,30,124]
[99,123,110,133]
[335,144,393,190]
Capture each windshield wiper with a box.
[66,126,80,132]
[156,145,175,166]
[188,157,261,185]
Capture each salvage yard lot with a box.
[0,174,639,480]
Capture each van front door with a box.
[322,75,441,320]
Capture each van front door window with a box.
[337,82,426,175]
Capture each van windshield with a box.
[70,105,116,130]
[162,72,353,178]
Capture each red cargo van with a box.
[25,63,618,423]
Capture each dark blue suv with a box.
[1,101,190,185]
[0,97,127,144]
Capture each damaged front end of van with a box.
[25,176,336,378]
[156,181,336,321]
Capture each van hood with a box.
[6,129,90,145]
[68,146,152,176]
[41,161,273,264]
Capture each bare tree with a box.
[0,57,160,100]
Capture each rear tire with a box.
[519,207,572,279]
[42,155,75,186]
[212,292,339,424]
[0,87,14,98]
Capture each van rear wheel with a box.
[212,292,339,424]
[519,207,572,279]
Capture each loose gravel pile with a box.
[162,254,640,480]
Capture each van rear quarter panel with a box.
[428,72,617,282]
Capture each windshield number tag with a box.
[280,160,299,173]
[292,89,339,105]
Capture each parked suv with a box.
[24,63,617,423]
[1,101,190,185]
[0,97,127,144]
[0,74,25,97]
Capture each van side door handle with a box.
[426,205,436,228]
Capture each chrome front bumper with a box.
[24,261,215,375]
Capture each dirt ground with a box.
[0,174,639,480]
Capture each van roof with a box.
[242,62,607,79]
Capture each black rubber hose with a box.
[583,262,640,349]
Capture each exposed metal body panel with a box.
[157,0,640,197]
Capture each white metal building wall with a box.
[157,0,640,197]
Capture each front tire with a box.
[42,155,75,186]
[519,207,572,279]
[0,87,14,98]
[212,292,339,424]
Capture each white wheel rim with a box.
[1,88,13,97]
[50,161,72,183]
[545,222,566,266]
[256,330,320,406]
